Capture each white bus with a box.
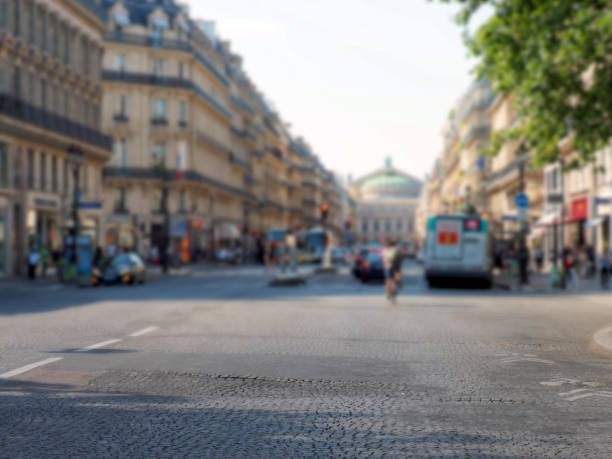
[424,214,493,288]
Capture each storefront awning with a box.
[584,217,605,229]
[533,212,560,227]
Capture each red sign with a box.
[438,232,458,245]
[571,197,588,221]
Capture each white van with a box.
[424,214,493,287]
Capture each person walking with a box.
[534,246,544,274]
[40,246,50,278]
[564,248,580,288]
[600,249,611,290]
[382,239,400,304]
[28,246,40,280]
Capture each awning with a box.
[114,12,131,26]
[584,217,605,229]
[215,223,240,240]
[533,212,560,227]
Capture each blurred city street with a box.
[1,262,611,457]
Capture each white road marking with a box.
[129,326,159,337]
[76,339,122,352]
[0,357,63,379]
[558,388,590,397]
[540,378,580,387]
[501,357,555,364]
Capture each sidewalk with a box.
[494,272,607,294]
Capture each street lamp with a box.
[67,146,83,265]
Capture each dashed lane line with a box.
[76,339,122,352]
[129,326,159,337]
[0,357,63,380]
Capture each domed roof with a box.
[357,158,422,199]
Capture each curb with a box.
[593,326,612,354]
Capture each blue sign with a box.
[515,193,529,209]
[79,202,102,210]
[477,156,486,172]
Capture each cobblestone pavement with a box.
[1,263,612,457]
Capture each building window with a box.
[152,142,166,167]
[178,62,184,79]
[52,16,58,57]
[28,3,35,44]
[179,101,187,126]
[151,26,163,47]
[114,188,127,213]
[397,220,403,231]
[152,98,167,122]
[179,190,187,213]
[361,219,368,233]
[119,94,127,116]
[27,150,34,189]
[119,139,127,167]
[0,143,7,188]
[51,156,57,192]
[152,59,166,79]
[152,189,163,213]
[373,221,379,232]
[1,0,8,30]
[116,54,127,72]
[39,152,46,190]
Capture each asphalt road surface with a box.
[1,262,611,457]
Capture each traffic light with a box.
[321,203,329,221]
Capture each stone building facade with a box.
[351,159,422,244]
[0,0,111,275]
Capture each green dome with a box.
[357,159,422,199]
[362,173,415,190]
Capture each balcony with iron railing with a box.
[103,166,256,201]
[103,71,232,121]
[104,31,229,88]
[0,93,112,151]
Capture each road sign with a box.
[515,193,529,209]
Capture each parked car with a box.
[352,247,370,278]
[216,248,241,264]
[358,251,385,283]
[93,253,146,286]
[331,247,347,264]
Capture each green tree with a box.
[434,0,612,167]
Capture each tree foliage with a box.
[434,0,612,167]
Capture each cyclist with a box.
[382,239,401,303]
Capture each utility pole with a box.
[559,158,566,289]
[68,146,82,268]
[518,158,529,285]
[159,167,170,274]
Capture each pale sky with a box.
[187,0,475,182]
